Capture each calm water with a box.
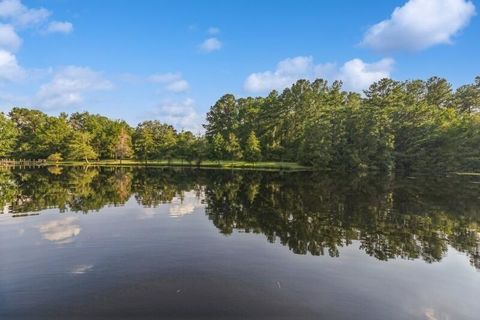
[1,167,479,319]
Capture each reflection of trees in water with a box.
[1,167,479,269]
[132,168,201,207]
[0,169,17,210]
[203,172,480,269]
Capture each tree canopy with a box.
[1,75,479,173]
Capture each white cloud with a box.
[0,1,74,84]
[199,37,222,52]
[45,21,73,34]
[244,56,314,92]
[0,0,50,28]
[362,0,476,52]
[207,27,220,35]
[149,72,189,93]
[0,49,24,81]
[150,98,204,133]
[0,23,20,51]
[320,58,394,92]
[244,56,394,93]
[166,79,189,92]
[37,217,81,244]
[35,66,113,109]
[149,72,182,83]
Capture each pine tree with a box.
[225,133,242,160]
[244,131,261,163]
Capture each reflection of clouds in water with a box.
[169,202,195,217]
[141,207,158,219]
[141,191,204,219]
[169,191,205,218]
[37,217,81,244]
[71,264,94,275]
[424,308,438,320]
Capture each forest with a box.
[1,76,479,173]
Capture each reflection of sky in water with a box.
[0,196,478,320]
[169,191,205,218]
[140,191,205,219]
[70,264,94,275]
[37,217,81,244]
[1,168,480,319]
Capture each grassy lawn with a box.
[46,159,312,171]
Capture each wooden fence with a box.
[0,159,47,168]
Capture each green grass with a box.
[45,159,312,171]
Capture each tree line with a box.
[205,76,480,173]
[1,76,479,172]
[0,108,262,164]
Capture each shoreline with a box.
[1,159,312,171]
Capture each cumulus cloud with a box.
[45,21,73,34]
[244,56,314,92]
[0,49,24,81]
[0,1,73,83]
[199,37,222,52]
[149,72,190,93]
[35,66,113,109]
[150,98,204,133]
[361,0,476,52]
[0,0,50,28]
[0,23,21,51]
[317,58,395,92]
[244,56,394,93]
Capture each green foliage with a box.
[36,115,72,158]
[211,133,226,161]
[0,112,18,158]
[8,108,48,158]
[225,133,242,160]
[204,94,238,138]
[47,153,63,163]
[244,131,261,162]
[203,76,480,173]
[1,75,480,173]
[175,131,196,163]
[67,132,98,162]
[133,121,177,160]
[191,136,209,165]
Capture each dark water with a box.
[0,167,479,319]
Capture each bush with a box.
[47,153,63,163]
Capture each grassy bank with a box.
[44,159,312,171]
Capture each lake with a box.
[1,167,479,319]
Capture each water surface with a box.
[1,167,479,319]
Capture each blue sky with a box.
[0,0,478,132]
